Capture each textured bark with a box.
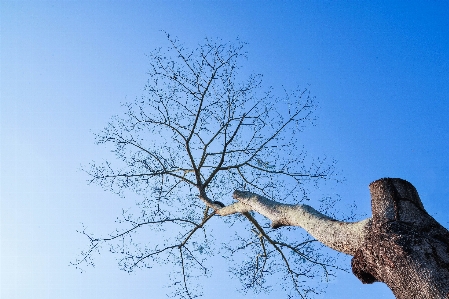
[222,178,449,298]
[351,178,449,299]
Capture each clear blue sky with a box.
[1,1,448,298]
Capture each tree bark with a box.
[219,178,449,298]
[351,178,449,299]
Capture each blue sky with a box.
[1,1,448,298]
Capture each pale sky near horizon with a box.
[1,1,449,299]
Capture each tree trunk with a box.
[351,178,449,299]
[221,178,449,298]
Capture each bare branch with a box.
[232,191,371,255]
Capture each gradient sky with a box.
[1,1,448,299]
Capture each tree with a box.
[73,35,449,299]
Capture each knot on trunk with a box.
[351,249,379,284]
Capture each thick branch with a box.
[220,190,371,255]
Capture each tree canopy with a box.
[73,35,347,299]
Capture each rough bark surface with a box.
[351,178,449,299]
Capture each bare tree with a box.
[74,36,449,299]
[75,35,449,299]
[73,35,340,298]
